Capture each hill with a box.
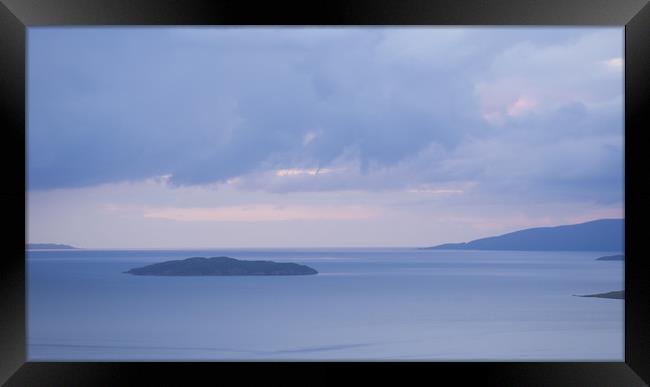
[422,218,623,251]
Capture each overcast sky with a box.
[27,27,624,248]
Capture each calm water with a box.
[27,248,624,360]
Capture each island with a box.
[27,243,78,250]
[596,254,624,261]
[124,256,318,276]
[575,290,624,299]
[421,218,623,251]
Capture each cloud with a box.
[27,171,623,248]
[506,96,538,117]
[274,167,338,177]
[142,204,376,222]
[28,27,623,208]
[603,57,623,71]
[28,27,471,189]
[475,30,623,123]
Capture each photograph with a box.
[26,26,625,361]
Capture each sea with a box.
[27,248,624,361]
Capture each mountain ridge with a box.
[422,218,623,251]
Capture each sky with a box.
[27,27,624,248]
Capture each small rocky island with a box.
[576,290,624,299]
[124,256,318,276]
[595,254,624,261]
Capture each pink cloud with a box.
[506,96,537,117]
[480,95,538,125]
[142,204,377,222]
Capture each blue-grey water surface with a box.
[27,248,623,360]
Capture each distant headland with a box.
[124,256,318,276]
[575,290,624,299]
[422,218,623,251]
[27,243,78,250]
[596,254,624,261]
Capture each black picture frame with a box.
[1,0,648,385]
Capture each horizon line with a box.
[26,245,427,250]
